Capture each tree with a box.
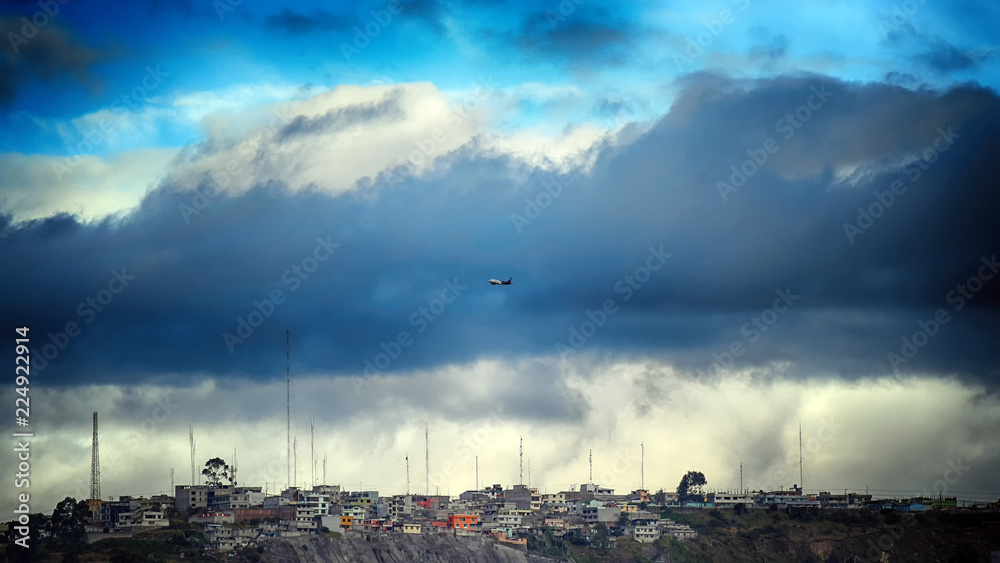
[653,488,667,505]
[202,457,234,487]
[49,497,90,560]
[617,511,631,528]
[590,522,611,553]
[676,471,707,505]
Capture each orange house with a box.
[340,515,354,530]
[446,514,479,530]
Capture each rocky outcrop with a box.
[261,532,555,563]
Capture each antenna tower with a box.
[286,329,291,489]
[406,454,410,495]
[641,442,644,491]
[798,421,804,493]
[91,412,101,500]
[519,436,523,485]
[189,425,196,485]
[311,420,315,487]
[425,423,429,495]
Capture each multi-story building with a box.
[303,494,330,516]
[446,514,479,532]
[505,485,541,511]
[632,521,660,543]
[295,506,317,533]
[582,506,619,524]
[208,487,265,510]
[345,490,379,507]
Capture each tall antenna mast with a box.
[293,436,297,490]
[740,460,743,493]
[323,454,327,486]
[589,450,592,485]
[476,456,479,491]
[641,442,644,491]
[286,329,291,490]
[425,423,429,495]
[406,454,410,495]
[189,425,196,485]
[91,412,101,500]
[798,421,803,493]
[311,420,315,488]
[519,436,523,485]
[170,467,174,493]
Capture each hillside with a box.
[262,533,554,563]
[530,509,1000,563]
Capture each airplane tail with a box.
[507,278,512,284]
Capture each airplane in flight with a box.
[488,277,513,285]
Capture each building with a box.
[708,492,756,508]
[505,485,541,511]
[633,521,660,543]
[302,493,330,516]
[135,510,169,528]
[447,514,479,532]
[175,485,235,512]
[582,506,618,524]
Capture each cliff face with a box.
[261,533,555,563]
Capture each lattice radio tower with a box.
[91,412,101,500]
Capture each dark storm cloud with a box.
[3,74,1000,388]
[276,87,406,141]
[0,16,105,106]
[264,9,349,35]
[516,9,631,60]
[919,40,994,73]
[883,22,995,75]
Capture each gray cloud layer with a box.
[2,74,999,388]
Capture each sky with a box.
[2,0,1000,515]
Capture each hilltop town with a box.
[5,469,998,562]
